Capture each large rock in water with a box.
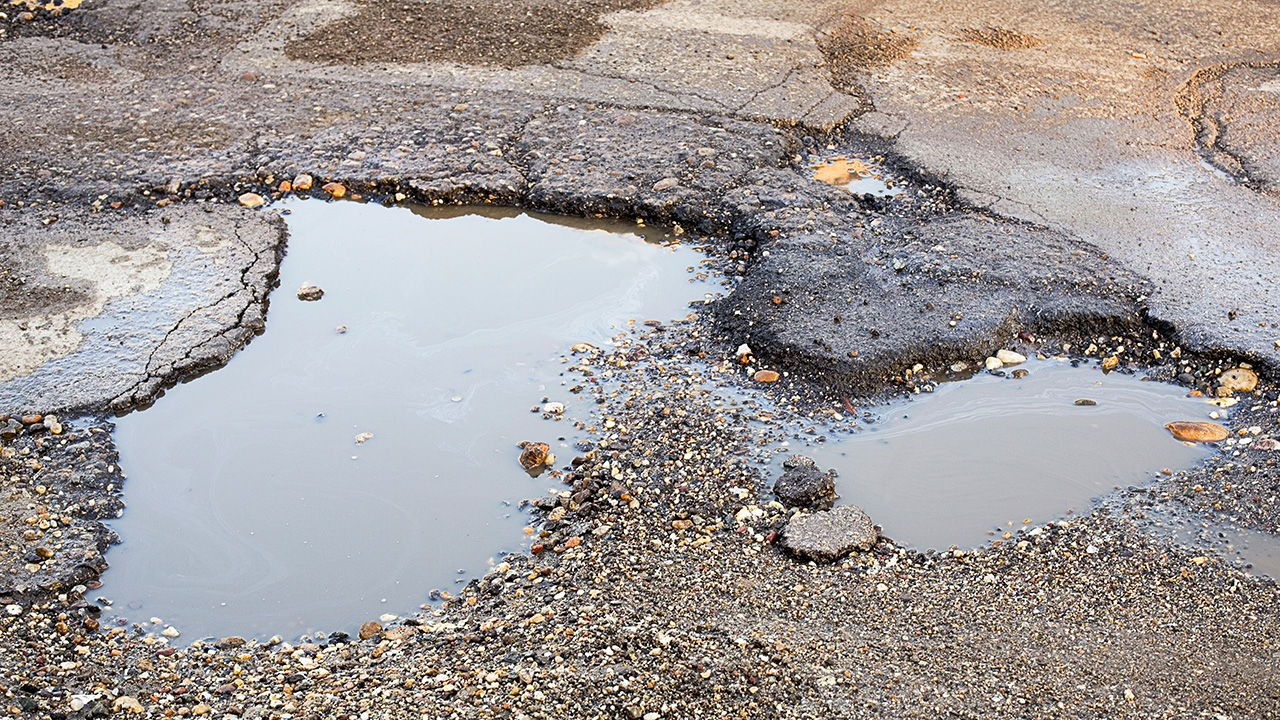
[773,455,838,508]
[780,506,877,562]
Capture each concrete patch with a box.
[0,206,285,415]
[0,241,171,383]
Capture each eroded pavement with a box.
[1,0,1279,717]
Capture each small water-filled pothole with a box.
[786,360,1222,552]
[100,201,712,641]
[811,155,903,197]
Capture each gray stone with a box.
[780,506,877,562]
[773,455,838,509]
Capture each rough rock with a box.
[773,455,838,508]
[780,505,877,562]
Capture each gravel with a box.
[1,323,1278,719]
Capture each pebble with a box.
[5,604,22,616]
[753,369,780,383]
[543,402,566,414]
[292,173,314,191]
[237,192,265,208]
[1165,421,1229,443]
[772,455,838,509]
[161,626,180,637]
[1218,367,1258,394]
[1101,356,1119,371]
[297,283,325,301]
[113,696,144,714]
[355,432,373,444]
[984,357,1003,370]
[518,441,553,473]
[384,625,416,641]
[322,182,347,198]
[1074,399,1097,406]
[359,621,383,640]
[652,177,679,191]
[995,349,1026,366]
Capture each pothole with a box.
[98,200,713,641]
[810,155,902,197]
[782,359,1223,553]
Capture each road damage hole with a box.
[789,360,1221,552]
[100,200,709,640]
[811,155,902,197]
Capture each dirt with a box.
[285,0,668,68]
[958,26,1041,50]
[816,14,919,93]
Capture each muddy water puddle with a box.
[101,201,711,641]
[811,155,903,197]
[786,361,1219,552]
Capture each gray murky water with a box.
[789,360,1220,552]
[101,201,710,641]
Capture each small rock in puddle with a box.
[518,441,554,476]
[296,283,324,301]
[772,455,838,509]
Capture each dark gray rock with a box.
[773,455,838,509]
[780,505,877,562]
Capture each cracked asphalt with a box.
[0,0,1279,718]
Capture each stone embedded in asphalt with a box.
[1218,367,1258,394]
[780,505,877,562]
[772,455,838,509]
[292,173,314,191]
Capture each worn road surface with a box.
[1,0,1279,718]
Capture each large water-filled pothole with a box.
[100,201,711,640]
[786,360,1221,552]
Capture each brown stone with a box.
[753,369,780,383]
[322,182,347,198]
[518,441,551,472]
[358,620,383,640]
[1165,421,1229,443]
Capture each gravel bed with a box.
[1,323,1278,719]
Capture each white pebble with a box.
[995,349,1026,366]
